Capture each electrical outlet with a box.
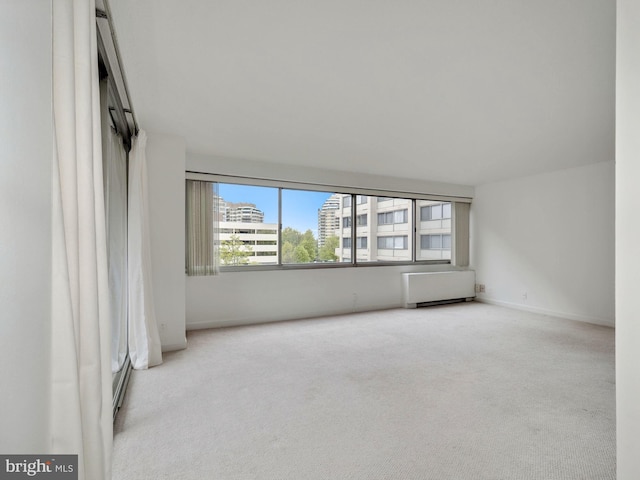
[479,284,486,293]
[476,284,486,293]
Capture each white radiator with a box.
[401,271,476,308]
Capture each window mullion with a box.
[351,194,356,266]
[277,187,282,266]
[412,199,416,262]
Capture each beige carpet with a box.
[113,303,615,479]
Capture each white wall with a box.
[616,1,640,478]
[0,0,52,452]
[146,132,187,351]
[186,153,474,328]
[188,264,460,329]
[188,153,474,199]
[471,161,614,326]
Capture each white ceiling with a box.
[109,0,615,186]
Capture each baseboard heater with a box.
[402,271,476,308]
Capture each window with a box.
[218,183,278,266]
[186,176,469,272]
[377,209,408,225]
[357,196,413,262]
[282,189,348,264]
[377,236,408,250]
[420,202,451,221]
[416,200,452,261]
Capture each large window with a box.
[186,176,470,272]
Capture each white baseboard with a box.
[186,304,401,331]
[475,297,614,328]
[187,299,615,331]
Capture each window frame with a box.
[186,172,471,272]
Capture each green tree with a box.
[220,234,253,266]
[318,235,339,262]
[281,227,317,263]
[300,229,317,261]
[294,244,311,263]
[282,241,296,264]
[282,227,302,246]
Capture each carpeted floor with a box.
[113,303,615,480]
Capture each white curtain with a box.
[51,1,112,479]
[103,124,128,373]
[128,130,163,369]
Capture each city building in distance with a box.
[317,194,340,248]
[216,197,278,265]
[335,195,452,262]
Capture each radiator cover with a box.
[402,271,476,308]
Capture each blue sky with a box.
[218,184,333,235]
